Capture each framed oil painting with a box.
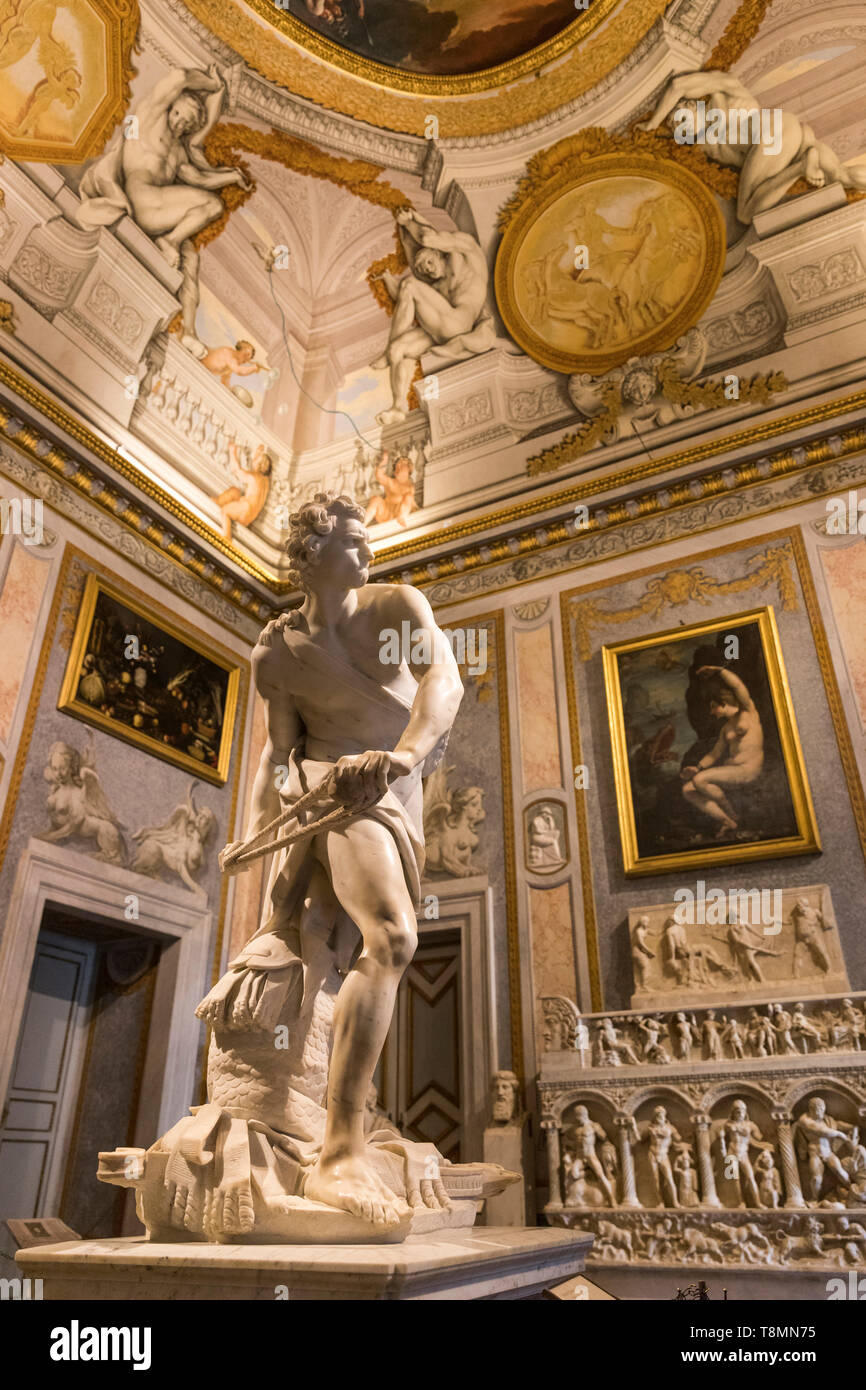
[59,574,240,785]
[602,607,820,876]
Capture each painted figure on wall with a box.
[215,442,273,542]
[39,739,126,864]
[363,450,419,528]
[640,70,866,226]
[0,0,82,138]
[609,615,803,865]
[680,664,764,840]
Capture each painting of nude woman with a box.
[602,608,820,875]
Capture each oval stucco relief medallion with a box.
[496,153,726,377]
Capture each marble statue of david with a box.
[101,494,488,1242]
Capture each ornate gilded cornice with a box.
[245,0,618,97]
[3,359,865,613]
[0,362,274,624]
[374,389,866,573]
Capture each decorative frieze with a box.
[539,991,866,1272]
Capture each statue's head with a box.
[285,493,369,593]
[394,456,412,481]
[168,91,207,138]
[235,340,255,363]
[415,248,446,284]
[49,741,78,782]
[731,1100,747,1120]
[653,1106,667,1122]
[808,1097,826,1119]
[490,1071,520,1124]
[621,367,656,408]
[573,1105,590,1124]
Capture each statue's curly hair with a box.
[285,492,364,591]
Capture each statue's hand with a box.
[396,208,414,226]
[331,750,414,808]
[219,840,247,875]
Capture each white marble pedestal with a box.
[17,1228,593,1301]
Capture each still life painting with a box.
[59,574,240,785]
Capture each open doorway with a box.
[0,906,162,1239]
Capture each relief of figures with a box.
[542,990,865,1069]
[524,799,568,874]
[422,762,485,878]
[516,185,703,353]
[627,885,849,1009]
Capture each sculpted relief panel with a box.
[540,990,866,1272]
[628,884,850,1009]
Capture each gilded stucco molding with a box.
[570,544,799,661]
[0,368,274,626]
[4,354,866,612]
[247,0,619,96]
[181,0,670,139]
[398,428,866,607]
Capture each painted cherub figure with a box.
[363,450,419,529]
[201,340,272,393]
[215,441,272,541]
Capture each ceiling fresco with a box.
[271,0,599,78]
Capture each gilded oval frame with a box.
[494,152,727,377]
[242,0,618,95]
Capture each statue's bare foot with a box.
[377,407,408,426]
[370,352,390,370]
[305,1153,408,1227]
[155,236,182,268]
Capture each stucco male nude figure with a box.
[680,664,763,838]
[76,65,249,342]
[372,208,494,426]
[640,70,866,225]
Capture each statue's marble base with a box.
[17,1228,593,1301]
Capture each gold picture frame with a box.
[495,149,726,376]
[59,574,240,786]
[602,607,820,876]
[244,0,617,96]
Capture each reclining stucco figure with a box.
[98,493,516,1240]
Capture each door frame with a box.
[0,837,213,1141]
[413,874,498,1160]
